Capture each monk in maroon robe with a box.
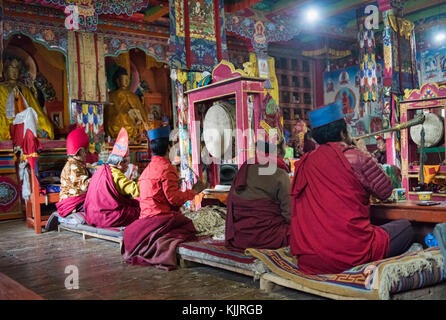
[84,164,140,228]
[225,139,291,250]
[290,101,413,275]
[84,128,140,228]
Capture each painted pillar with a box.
[379,0,419,167]
[379,0,397,166]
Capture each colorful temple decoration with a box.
[171,69,198,195]
[388,15,419,94]
[67,31,107,103]
[26,0,150,31]
[102,32,169,62]
[415,13,446,84]
[225,11,299,54]
[357,9,378,102]
[0,175,20,213]
[3,14,68,54]
[73,101,104,154]
[169,0,228,71]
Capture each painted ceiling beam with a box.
[404,0,446,15]
[144,6,169,23]
[405,3,446,22]
[271,0,376,17]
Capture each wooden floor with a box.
[0,220,323,300]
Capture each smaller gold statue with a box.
[0,57,54,140]
[105,67,149,143]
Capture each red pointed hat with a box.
[67,127,90,156]
[112,127,129,157]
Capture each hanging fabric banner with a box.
[357,8,378,102]
[68,31,107,103]
[169,0,227,71]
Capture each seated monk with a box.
[290,101,413,275]
[122,126,207,270]
[225,138,291,251]
[84,127,140,228]
[45,128,91,231]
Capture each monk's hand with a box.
[353,138,368,153]
[192,181,207,194]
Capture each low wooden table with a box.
[371,200,446,223]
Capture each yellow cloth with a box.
[110,166,140,198]
[0,83,54,140]
[422,165,440,185]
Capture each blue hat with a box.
[148,125,170,140]
[308,101,344,128]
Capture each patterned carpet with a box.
[246,247,445,300]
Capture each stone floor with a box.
[0,219,323,300]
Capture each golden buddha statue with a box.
[105,67,149,143]
[0,58,54,140]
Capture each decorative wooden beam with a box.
[5,9,170,39]
[144,6,169,23]
[272,0,376,17]
[404,0,446,14]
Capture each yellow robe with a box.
[110,166,140,198]
[105,89,148,141]
[0,82,54,140]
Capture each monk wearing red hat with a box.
[290,101,414,275]
[46,127,91,231]
[84,127,140,228]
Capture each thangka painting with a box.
[324,62,384,144]
[169,0,227,71]
[418,47,446,84]
[73,101,104,154]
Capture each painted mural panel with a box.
[419,47,446,84]
[324,62,384,144]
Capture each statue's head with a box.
[3,58,22,82]
[114,67,130,90]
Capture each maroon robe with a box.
[84,165,140,228]
[290,142,389,274]
[122,213,197,270]
[225,157,290,250]
[56,193,86,218]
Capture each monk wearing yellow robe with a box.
[105,67,148,143]
[0,58,54,140]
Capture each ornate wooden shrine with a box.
[400,82,446,201]
[185,61,265,183]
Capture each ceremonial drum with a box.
[410,113,444,147]
[203,101,236,159]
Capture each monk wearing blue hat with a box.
[289,101,414,275]
[122,125,207,269]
